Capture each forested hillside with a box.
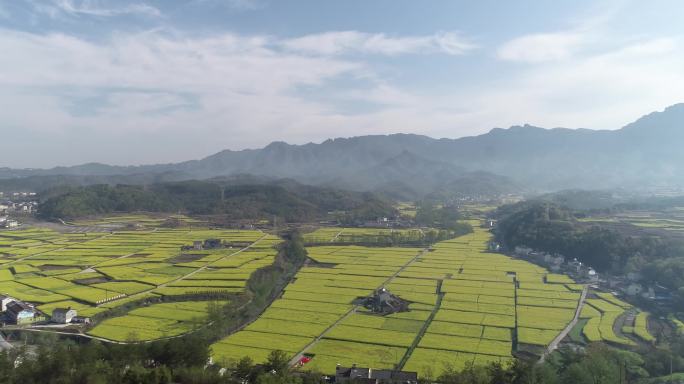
[38,181,396,222]
[494,201,684,309]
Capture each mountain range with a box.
[2,104,684,200]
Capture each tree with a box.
[264,350,289,375]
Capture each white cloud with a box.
[33,0,161,18]
[0,28,367,165]
[1,18,683,168]
[281,31,475,56]
[191,0,263,11]
[469,36,684,132]
[497,32,585,62]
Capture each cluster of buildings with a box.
[513,246,673,304]
[0,200,37,215]
[0,216,19,229]
[334,365,418,384]
[1,295,88,326]
[605,273,673,303]
[0,196,39,229]
[513,246,599,283]
[0,192,37,199]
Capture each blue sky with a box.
[1,0,684,167]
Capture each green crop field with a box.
[578,296,636,346]
[0,217,279,341]
[627,312,655,343]
[303,227,436,244]
[211,227,585,377]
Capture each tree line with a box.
[38,181,396,223]
[3,338,684,384]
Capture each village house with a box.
[0,295,15,312]
[6,301,37,325]
[2,219,19,229]
[52,308,77,324]
[626,283,644,296]
[335,365,418,384]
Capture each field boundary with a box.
[288,247,430,367]
[539,285,588,362]
[396,279,444,370]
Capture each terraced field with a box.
[212,227,585,377]
[579,294,638,346]
[0,222,280,341]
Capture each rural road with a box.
[540,285,588,362]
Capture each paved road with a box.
[540,285,588,362]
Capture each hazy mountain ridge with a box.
[2,104,684,196]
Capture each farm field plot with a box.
[211,244,425,367]
[88,300,227,341]
[0,220,279,341]
[579,295,636,346]
[303,227,435,244]
[213,227,582,377]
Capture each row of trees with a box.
[2,340,682,384]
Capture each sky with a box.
[2,0,684,168]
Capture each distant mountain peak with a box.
[621,103,684,133]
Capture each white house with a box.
[0,295,15,312]
[626,283,643,296]
[3,220,18,229]
[52,308,77,324]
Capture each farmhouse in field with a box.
[52,308,77,324]
[363,288,409,315]
[335,365,418,384]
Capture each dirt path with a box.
[11,232,272,344]
[95,232,269,307]
[540,285,588,362]
[397,279,444,370]
[2,231,113,267]
[330,230,344,242]
[288,247,429,367]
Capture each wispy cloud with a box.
[191,0,264,11]
[281,31,476,56]
[30,0,161,19]
[497,32,584,63]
